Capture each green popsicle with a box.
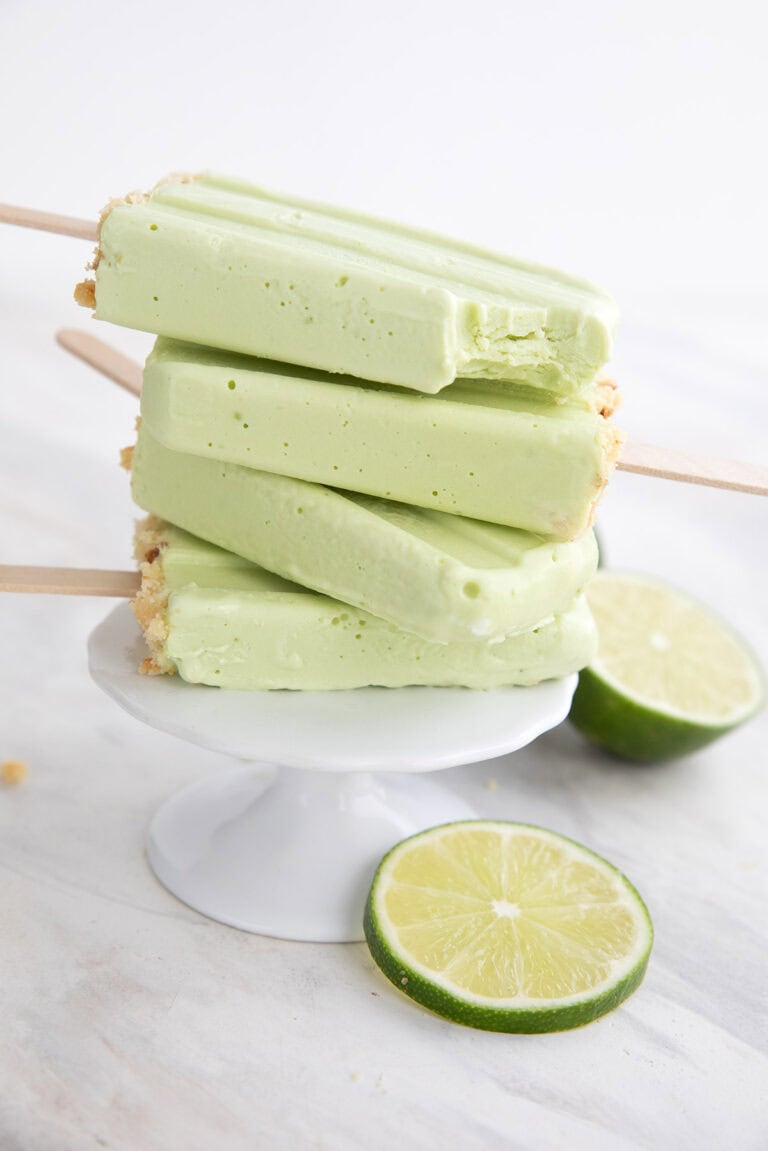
[130,427,598,645]
[140,338,622,539]
[134,518,597,690]
[78,172,618,396]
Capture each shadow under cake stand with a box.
[89,603,576,943]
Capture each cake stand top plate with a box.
[89,604,577,773]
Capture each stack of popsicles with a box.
[77,174,623,690]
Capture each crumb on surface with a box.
[581,416,625,533]
[595,375,621,419]
[153,171,201,190]
[74,280,96,308]
[120,444,135,471]
[2,760,27,786]
[603,420,626,477]
[484,777,498,791]
[132,515,175,677]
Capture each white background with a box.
[1,3,767,1149]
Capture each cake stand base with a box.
[89,605,576,944]
[147,764,477,942]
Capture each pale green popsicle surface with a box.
[141,338,619,539]
[142,523,597,690]
[132,427,598,645]
[86,173,618,395]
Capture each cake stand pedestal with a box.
[89,604,576,942]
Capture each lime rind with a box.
[588,661,764,728]
[364,820,654,1033]
[570,666,757,762]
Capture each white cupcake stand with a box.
[89,603,576,942]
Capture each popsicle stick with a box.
[56,328,142,396]
[0,203,97,242]
[56,327,768,498]
[618,441,768,497]
[0,566,139,597]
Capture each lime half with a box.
[570,571,765,762]
[364,821,653,1033]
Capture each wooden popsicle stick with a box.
[56,327,768,498]
[0,566,139,597]
[56,328,142,396]
[0,202,97,242]
[618,441,768,497]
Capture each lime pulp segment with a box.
[586,572,764,724]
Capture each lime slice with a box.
[364,821,653,1033]
[570,571,765,762]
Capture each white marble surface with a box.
[2,3,768,1147]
